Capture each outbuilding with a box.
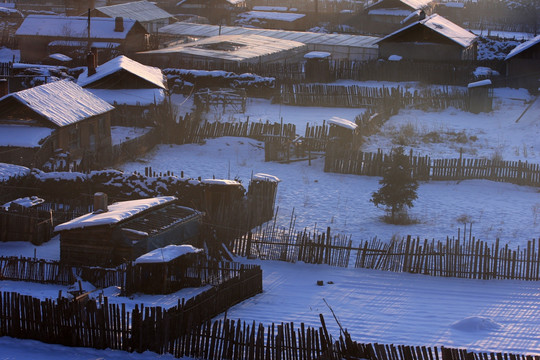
[504,35,540,91]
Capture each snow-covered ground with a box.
[2,85,540,358]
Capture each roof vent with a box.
[93,192,108,213]
[114,16,124,32]
[419,10,426,21]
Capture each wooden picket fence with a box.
[0,256,76,285]
[280,84,468,110]
[0,292,537,360]
[325,148,540,187]
[355,235,540,281]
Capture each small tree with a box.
[371,147,419,223]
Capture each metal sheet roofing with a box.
[15,15,141,39]
[0,80,114,128]
[159,22,380,49]
[95,0,174,23]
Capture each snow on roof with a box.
[15,15,142,39]
[141,34,306,63]
[468,79,492,88]
[48,53,72,62]
[388,54,402,61]
[237,11,305,22]
[252,6,288,11]
[0,163,30,182]
[54,196,177,232]
[0,80,114,128]
[0,125,53,147]
[253,173,281,182]
[368,8,413,16]
[2,196,44,211]
[328,116,358,130]
[505,35,540,61]
[201,179,242,186]
[77,55,167,89]
[367,0,432,11]
[133,244,203,264]
[158,22,380,50]
[86,88,166,106]
[95,0,174,23]
[304,51,331,59]
[378,14,477,48]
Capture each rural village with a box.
[0,0,539,359]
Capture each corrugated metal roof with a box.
[159,22,380,49]
[15,15,143,39]
[143,34,306,62]
[95,0,174,23]
[0,80,114,128]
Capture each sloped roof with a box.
[134,244,203,264]
[0,80,114,128]
[15,15,145,39]
[54,196,178,232]
[505,35,540,61]
[78,55,167,89]
[95,0,175,23]
[367,0,432,11]
[377,14,477,48]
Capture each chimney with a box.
[114,16,124,32]
[93,192,108,213]
[91,46,98,66]
[419,10,426,21]
[0,79,8,97]
[87,52,96,76]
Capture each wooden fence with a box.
[280,84,468,110]
[0,293,536,360]
[325,149,540,187]
[0,209,53,245]
[0,256,76,285]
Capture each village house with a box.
[176,0,246,24]
[376,13,478,62]
[15,14,150,64]
[235,10,308,31]
[0,80,114,167]
[135,34,307,68]
[90,0,177,34]
[55,194,203,267]
[363,0,434,34]
[158,22,380,61]
[77,55,168,126]
[504,35,540,92]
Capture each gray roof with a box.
[159,22,380,49]
[95,0,175,23]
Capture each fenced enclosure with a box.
[0,292,536,360]
[325,148,540,187]
[0,256,76,285]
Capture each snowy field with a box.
[2,84,540,358]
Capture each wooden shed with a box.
[467,79,493,114]
[376,13,478,62]
[304,51,332,83]
[505,35,540,91]
[127,244,205,294]
[55,194,203,267]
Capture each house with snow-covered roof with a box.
[376,13,478,61]
[364,0,434,34]
[504,35,540,91]
[176,0,246,24]
[90,0,177,34]
[0,80,113,167]
[55,193,203,267]
[15,15,150,63]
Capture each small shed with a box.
[235,10,307,31]
[304,51,332,83]
[127,244,205,294]
[55,194,203,267]
[467,79,492,114]
[504,35,540,91]
[0,196,53,245]
[376,13,478,61]
[328,116,359,143]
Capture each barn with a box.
[0,80,113,167]
[376,13,477,61]
[55,194,203,267]
[505,35,540,91]
[135,34,307,68]
[15,15,150,63]
[157,22,379,61]
[90,0,177,34]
